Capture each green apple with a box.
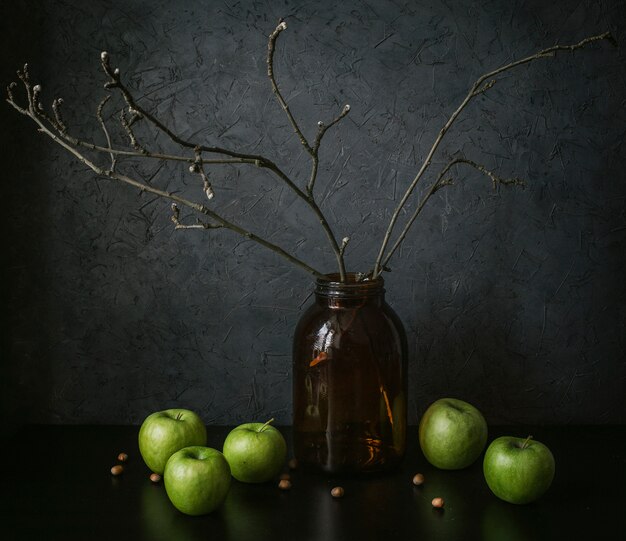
[222,418,287,483]
[164,446,231,515]
[418,398,488,469]
[483,435,555,504]
[138,409,207,474]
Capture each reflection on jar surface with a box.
[293,273,407,473]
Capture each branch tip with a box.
[6,81,17,102]
[605,32,617,47]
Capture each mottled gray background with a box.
[2,0,624,432]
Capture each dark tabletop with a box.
[1,425,624,540]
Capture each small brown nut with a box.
[117,452,129,462]
[331,486,344,498]
[431,497,445,508]
[149,473,162,483]
[288,458,298,470]
[279,473,291,481]
[110,465,124,476]
[412,473,425,486]
[278,479,292,490]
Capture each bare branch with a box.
[265,22,348,280]
[379,158,526,271]
[267,20,313,154]
[100,48,345,278]
[452,158,525,190]
[312,104,351,153]
[16,64,33,112]
[10,60,345,280]
[308,104,351,194]
[8,98,324,279]
[8,26,613,284]
[96,95,116,169]
[190,149,214,200]
[6,81,17,103]
[471,79,496,97]
[171,203,222,229]
[51,98,67,133]
[372,31,615,278]
[120,107,146,154]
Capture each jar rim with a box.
[315,272,384,298]
[316,272,383,286]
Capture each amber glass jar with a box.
[292,273,407,474]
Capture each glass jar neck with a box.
[314,273,385,308]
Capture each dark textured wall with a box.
[2,0,624,430]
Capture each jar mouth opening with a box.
[316,272,384,286]
[315,272,384,298]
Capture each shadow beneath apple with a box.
[481,500,543,541]
[221,481,282,541]
[140,482,209,541]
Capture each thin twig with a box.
[266,20,348,280]
[267,20,313,154]
[96,95,116,169]
[190,148,214,200]
[171,203,222,229]
[51,97,67,133]
[371,31,614,278]
[120,107,146,153]
[99,51,281,164]
[308,104,351,194]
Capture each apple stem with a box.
[176,412,183,421]
[521,435,533,449]
[257,418,275,432]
